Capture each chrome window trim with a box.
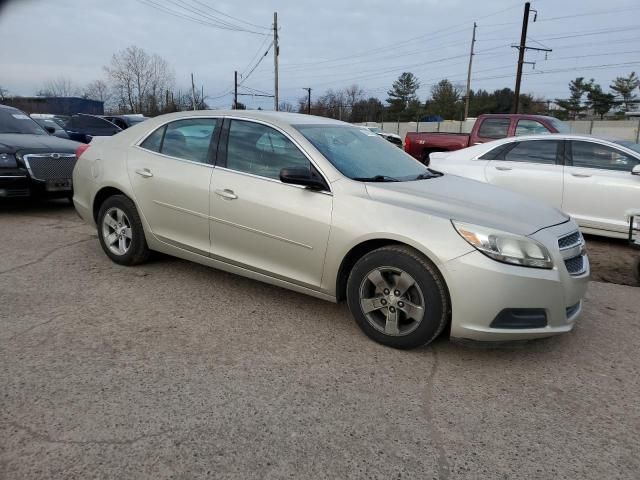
[132,145,215,169]
[134,116,220,166]
[214,166,332,196]
[0,175,27,178]
[222,116,333,193]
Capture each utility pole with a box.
[303,87,311,114]
[513,3,530,114]
[234,70,238,109]
[201,85,204,109]
[512,2,551,113]
[464,22,477,120]
[273,12,279,111]
[190,73,197,110]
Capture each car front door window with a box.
[225,120,310,179]
[515,120,550,136]
[571,141,640,172]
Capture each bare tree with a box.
[0,85,8,102]
[104,45,175,115]
[84,79,111,103]
[38,76,78,97]
[278,101,295,112]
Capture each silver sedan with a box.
[72,111,589,349]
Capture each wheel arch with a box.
[92,186,130,223]
[334,238,449,303]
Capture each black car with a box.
[56,113,122,143]
[103,114,148,130]
[0,104,81,199]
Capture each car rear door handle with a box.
[495,166,512,171]
[571,172,592,178]
[214,189,238,200]
[135,168,153,178]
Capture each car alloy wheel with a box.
[102,207,133,256]
[358,266,425,336]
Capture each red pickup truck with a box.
[404,114,569,163]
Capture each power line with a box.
[186,0,271,30]
[136,0,268,35]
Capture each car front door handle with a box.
[571,173,592,178]
[214,189,238,200]
[135,168,153,178]
[495,166,512,171]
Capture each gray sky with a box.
[1,0,639,109]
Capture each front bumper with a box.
[443,224,589,341]
[0,174,30,198]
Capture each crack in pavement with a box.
[0,237,95,276]
[5,312,67,342]
[422,346,451,480]
[4,421,182,447]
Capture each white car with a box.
[430,134,640,238]
[360,126,403,147]
[72,111,588,348]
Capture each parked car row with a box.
[71,110,589,350]
[0,105,149,199]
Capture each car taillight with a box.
[404,135,410,152]
[75,144,89,159]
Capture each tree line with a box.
[554,72,639,119]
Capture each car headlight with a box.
[452,220,553,269]
[0,153,18,168]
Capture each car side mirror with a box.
[280,167,326,190]
[632,165,640,176]
[44,126,56,134]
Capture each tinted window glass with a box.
[478,118,510,139]
[72,115,118,129]
[161,118,217,163]
[572,141,640,171]
[0,109,48,135]
[515,119,550,136]
[479,143,511,160]
[226,120,309,179]
[295,124,427,181]
[140,125,166,153]
[502,140,559,165]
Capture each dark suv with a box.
[0,104,81,199]
[56,114,122,143]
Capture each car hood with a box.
[365,174,569,236]
[0,133,80,154]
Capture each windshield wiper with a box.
[413,169,443,180]
[353,175,400,182]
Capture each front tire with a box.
[97,195,149,266]
[346,245,449,349]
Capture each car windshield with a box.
[548,117,571,134]
[295,124,429,181]
[613,140,640,154]
[0,109,48,135]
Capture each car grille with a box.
[558,231,581,249]
[558,230,588,276]
[23,154,76,181]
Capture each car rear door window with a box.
[225,120,310,180]
[160,118,218,163]
[140,125,166,153]
[477,118,510,139]
[515,119,550,136]
[571,140,640,172]
[501,140,560,165]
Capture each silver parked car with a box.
[73,111,589,349]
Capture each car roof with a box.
[441,133,639,160]
[142,109,349,128]
[0,104,21,113]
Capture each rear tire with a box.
[346,245,449,349]
[421,151,431,165]
[97,195,149,266]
